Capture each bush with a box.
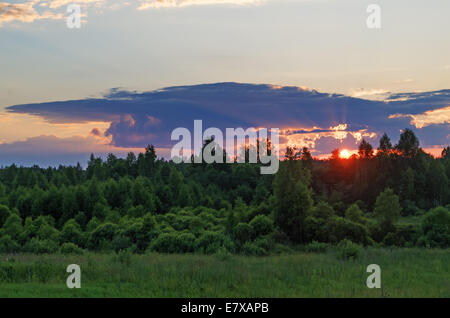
[328,217,369,245]
[33,261,53,283]
[382,224,419,247]
[112,234,132,253]
[0,205,11,228]
[305,241,329,253]
[249,215,274,238]
[232,223,253,245]
[419,206,450,248]
[23,238,58,254]
[214,246,232,261]
[337,239,361,260]
[0,235,21,253]
[60,242,83,255]
[118,249,132,267]
[0,263,28,283]
[150,232,196,253]
[150,233,180,253]
[196,231,234,254]
[88,223,118,250]
[241,241,268,256]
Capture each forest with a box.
[0,128,449,256]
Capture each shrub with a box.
[419,206,450,248]
[241,241,268,256]
[328,217,369,245]
[232,223,253,245]
[150,233,180,253]
[150,232,196,253]
[60,219,84,247]
[112,234,132,253]
[0,235,21,253]
[0,263,28,283]
[118,249,132,267]
[0,205,11,228]
[60,242,83,255]
[249,215,274,238]
[313,202,335,220]
[382,224,419,247]
[252,236,274,252]
[214,246,232,261]
[33,261,53,283]
[337,239,361,260]
[345,204,365,225]
[305,241,329,253]
[88,222,118,250]
[196,231,234,254]
[23,238,58,254]
[177,232,196,253]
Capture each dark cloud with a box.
[6,83,450,154]
[90,128,102,137]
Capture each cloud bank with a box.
[5,83,450,166]
[138,0,264,10]
[0,0,266,26]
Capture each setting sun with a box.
[340,149,351,159]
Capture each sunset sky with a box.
[0,0,449,166]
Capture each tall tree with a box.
[374,188,401,229]
[396,128,419,157]
[442,146,450,159]
[273,161,313,243]
[378,133,392,153]
[358,139,374,159]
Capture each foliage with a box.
[337,239,361,260]
[0,132,448,254]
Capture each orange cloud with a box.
[0,1,63,25]
[138,0,265,10]
[389,105,450,128]
[0,112,110,143]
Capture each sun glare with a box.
[339,149,351,159]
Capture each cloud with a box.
[0,134,170,167]
[0,0,115,26]
[90,127,103,137]
[0,0,266,26]
[138,0,265,10]
[0,1,63,25]
[349,88,390,100]
[0,112,110,144]
[389,105,450,129]
[45,0,105,9]
[6,83,450,161]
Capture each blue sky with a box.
[0,0,449,166]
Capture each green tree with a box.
[420,206,450,247]
[345,204,365,225]
[273,161,313,243]
[396,128,419,157]
[2,213,23,241]
[374,188,401,229]
[426,160,449,206]
[0,204,11,228]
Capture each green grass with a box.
[0,248,449,298]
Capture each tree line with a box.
[0,130,449,255]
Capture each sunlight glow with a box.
[339,149,351,159]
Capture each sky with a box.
[0,0,449,166]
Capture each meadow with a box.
[0,248,448,298]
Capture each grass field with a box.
[0,248,449,298]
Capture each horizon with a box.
[1,0,449,166]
